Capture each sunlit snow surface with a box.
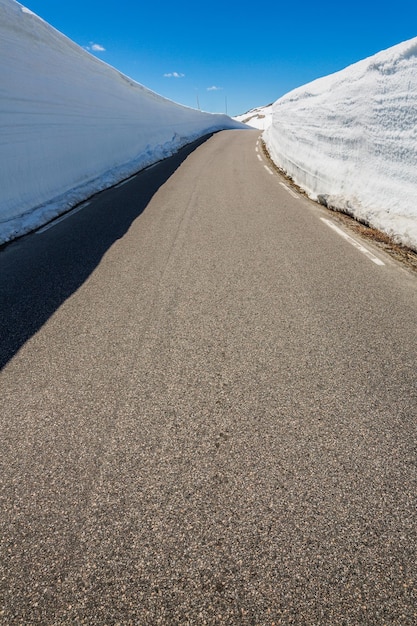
[264,38,417,250]
[233,104,273,130]
[0,0,245,244]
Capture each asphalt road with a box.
[1,130,417,624]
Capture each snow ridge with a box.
[0,0,245,244]
[264,38,417,250]
[233,104,273,130]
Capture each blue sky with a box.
[21,0,417,116]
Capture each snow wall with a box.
[264,38,417,250]
[0,0,246,244]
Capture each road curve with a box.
[1,130,417,624]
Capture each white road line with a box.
[264,165,274,175]
[144,162,159,171]
[114,175,136,189]
[279,181,298,198]
[36,202,91,234]
[255,145,259,153]
[257,154,262,162]
[114,179,131,189]
[320,218,385,266]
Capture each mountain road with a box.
[1,129,417,624]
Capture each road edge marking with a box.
[320,218,385,266]
[279,181,298,198]
[36,202,91,234]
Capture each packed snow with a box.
[0,0,245,244]
[3,0,416,251]
[233,104,273,130]
[264,38,417,251]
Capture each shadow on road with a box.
[0,134,212,369]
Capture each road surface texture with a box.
[1,130,417,624]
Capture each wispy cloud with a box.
[207,85,223,91]
[164,72,185,78]
[85,42,106,52]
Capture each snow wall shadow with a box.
[0,135,212,370]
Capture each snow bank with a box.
[264,38,417,250]
[234,104,273,130]
[0,0,245,244]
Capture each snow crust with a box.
[264,38,417,250]
[234,104,273,130]
[0,0,245,244]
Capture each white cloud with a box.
[207,85,222,91]
[85,42,106,52]
[163,72,185,78]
